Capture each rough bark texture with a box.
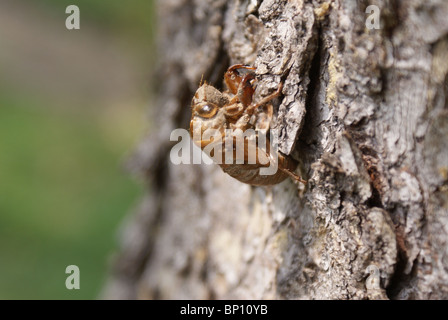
[103,0,448,299]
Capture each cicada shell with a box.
[189,65,305,186]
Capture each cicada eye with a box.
[196,103,218,118]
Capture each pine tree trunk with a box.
[103,0,448,299]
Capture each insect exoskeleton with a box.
[190,65,306,186]
[190,84,228,147]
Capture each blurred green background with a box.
[0,0,154,299]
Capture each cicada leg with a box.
[279,167,307,184]
[246,82,283,116]
[224,64,256,95]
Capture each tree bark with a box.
[103,0,448,299]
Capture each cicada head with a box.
[190,84,229,147]
[191,84,229,117]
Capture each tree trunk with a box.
[102,0,448,299]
